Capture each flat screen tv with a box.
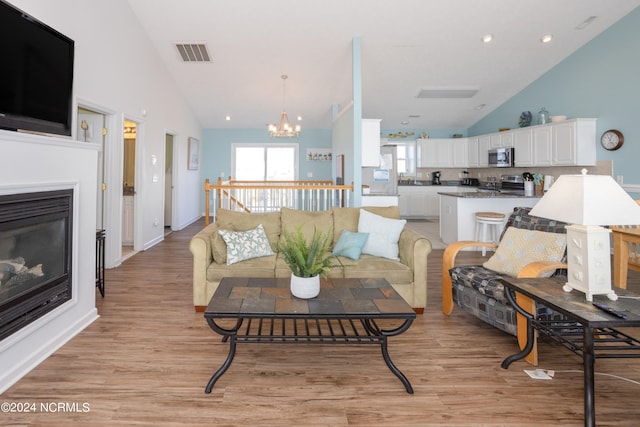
[0,0,74,136]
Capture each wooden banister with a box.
[203,179,354,226]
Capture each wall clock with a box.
[600,129,624,151]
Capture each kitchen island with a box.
[439,191,541,246]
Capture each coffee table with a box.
[204,277,416,393]
[500,277,640,427]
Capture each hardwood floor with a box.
[3,219,640,426]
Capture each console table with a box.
[500,277,640,427]
[204,277,416,393]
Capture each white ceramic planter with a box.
[290,273,320,299]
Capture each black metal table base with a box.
[501,286,640,427]
[205,317,414,393]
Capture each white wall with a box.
[10,0,203,258]
[0,0,203,391]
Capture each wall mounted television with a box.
[0,0,74,137]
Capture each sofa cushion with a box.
[339,254,413,284]
[483,227,567,277]
[332,230,369,260]
[274,253,344,279]
[211,209,281,264]
[332,206,400,244]
[218,224,274,265]
[358,209,406,260]
[207,254,277,282]
[280,208,333,244]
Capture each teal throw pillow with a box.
[332,230,369,260]
[218,224,274,265]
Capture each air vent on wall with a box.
[175,43,211,62]
[416,87,478,99]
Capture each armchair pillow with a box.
[483,226,567,277]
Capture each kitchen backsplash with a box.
[413,159,612,184]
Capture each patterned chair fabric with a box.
[449,207,568,336]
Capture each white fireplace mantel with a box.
[0,129,100,393]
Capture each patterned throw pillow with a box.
[483,226,567,277]
[218,224,274,265]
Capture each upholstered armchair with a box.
[442,207,569,365]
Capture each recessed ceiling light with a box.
[225,115,231,121]
[481,34,493,43]
[540,34,553,43]
[475,104,486,110]
[401,121,409,125]
[297,116,302,121]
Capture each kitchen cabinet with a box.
[532,125,553,166]
[362,118,381,167]
[552,119,596,166]
[418,138,464,168]
[513,128,533,167]
[467,137,479,167]
[398,186,427,218]
[451,138,468,168]
[477,135,490,167]
[490,131,514,148]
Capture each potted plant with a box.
[277,225,336,298]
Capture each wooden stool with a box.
[474,212,506,256]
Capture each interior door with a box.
[78,110,106,229]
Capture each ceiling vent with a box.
[416,87,479,99]
[175,43,211,62]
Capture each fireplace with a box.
[0,189,73,341]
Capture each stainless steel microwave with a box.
[488,147,514,167]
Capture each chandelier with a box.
[267,75,301,138]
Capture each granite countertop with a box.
[438,191,541,199]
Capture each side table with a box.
[96,229,105,297]
[499,277,640,427]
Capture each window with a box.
[232,143,298,180]
[396,142,416,175]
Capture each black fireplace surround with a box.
[0,189,73,341]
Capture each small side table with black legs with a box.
[96,229,105,297]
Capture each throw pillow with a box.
[218,224,274,265]
[332,230,369,260]
[483,226,567,277]
[357,209,406,261]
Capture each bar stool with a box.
[474,212,506,256]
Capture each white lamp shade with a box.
[529,169,640,226]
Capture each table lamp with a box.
[529,169,640,301]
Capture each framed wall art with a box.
[188,137,199,170]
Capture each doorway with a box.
[77,108,107,229]
[164,133,175,236]
[122,120,137,260]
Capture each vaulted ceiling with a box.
[126,0,640,130]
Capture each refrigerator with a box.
[361,145,398,195]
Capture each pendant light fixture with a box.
[268,75,301,138]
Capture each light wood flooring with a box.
[3,219,640,426]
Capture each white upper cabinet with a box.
[418,138,466,168]
[552,119,596,166]
[362,119,381,167]
[513,128,533,167]
[467,137,479,167]
[532,125,553,166]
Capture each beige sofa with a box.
[190,206,432,313]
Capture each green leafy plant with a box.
[277,226,336,278]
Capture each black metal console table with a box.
[204,277,416,393]
[500,277,640,427]
[95,229,105,297]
